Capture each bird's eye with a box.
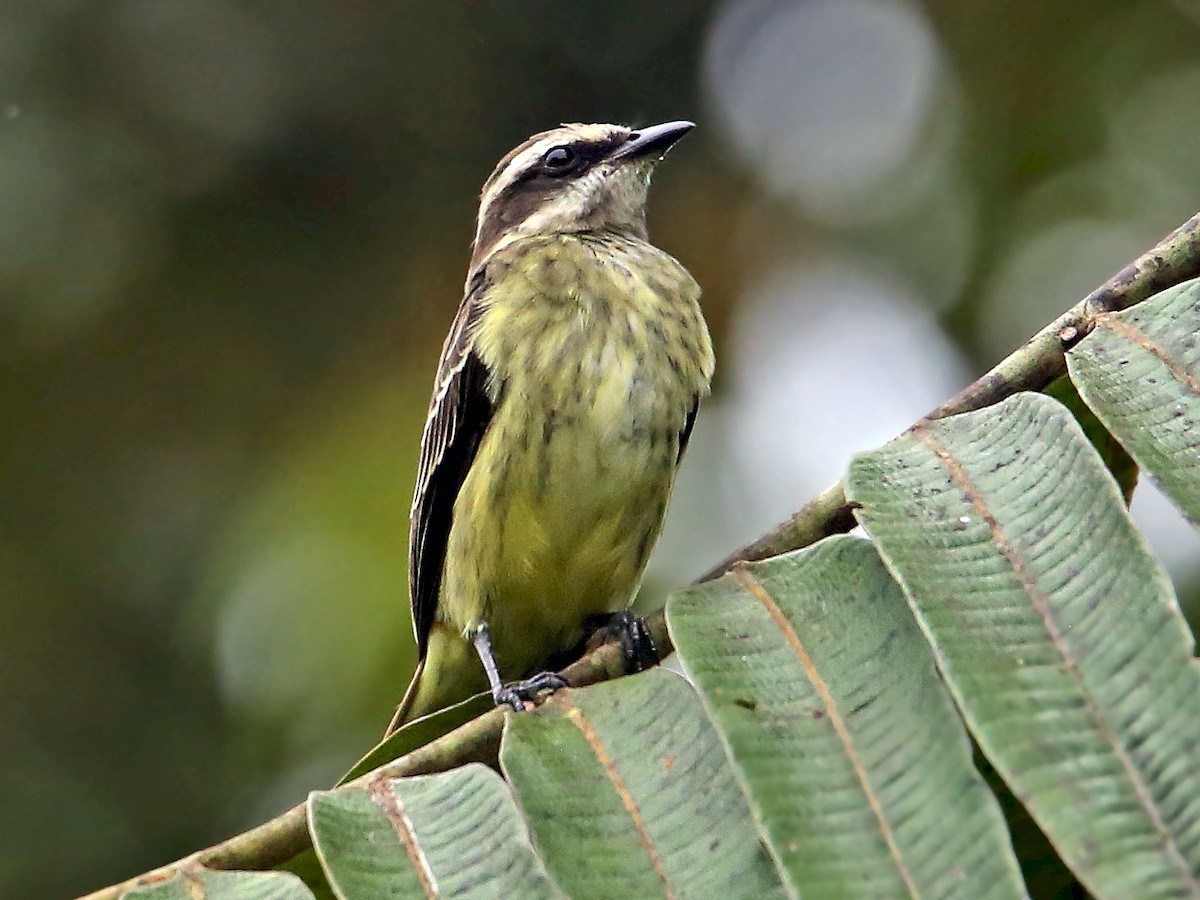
[540,145,578,175]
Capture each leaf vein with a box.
[1095,313,1200,397]
[369,776,439,898]
[731,565,922,899]
[911,424,1198,890]
[559,693,677,899]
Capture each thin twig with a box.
[80,210,1200,900]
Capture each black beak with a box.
[611,120,695,162]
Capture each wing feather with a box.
[677,396,700,465]
[408,268,495,657]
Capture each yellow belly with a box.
[432,232,713,683]
[440,398,675,679]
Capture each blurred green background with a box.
[5,1,1200,896]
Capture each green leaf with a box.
[847,392,1200,898]
[338,693,493,784]
[274,850,336,900]
[1067,276,1200,523]
[1043,374,1138,503]
[309,763,562,900]
[667,535,1027,899]
[501,669,790,899]
[122,869,313,899]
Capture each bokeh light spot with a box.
[704,0,942,221]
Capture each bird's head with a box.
[469,120,694,268]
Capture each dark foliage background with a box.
[3,2,1200,895]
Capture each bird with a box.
[386,120,714,734]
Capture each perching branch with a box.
[697,209,1200,581]
[82,209,1200,900]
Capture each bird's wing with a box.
[409,267,495,657]
[677,396,700,465]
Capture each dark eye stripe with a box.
[503,134,628,193]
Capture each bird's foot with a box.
[493,671,569,712]
[586,610,658,674]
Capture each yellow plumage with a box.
[398,234,713,721]
[388,120,712,731]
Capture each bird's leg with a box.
[472,622,568,712]
[583,610,659,674]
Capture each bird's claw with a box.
[494,671,569,711]
[605,610,658,674]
